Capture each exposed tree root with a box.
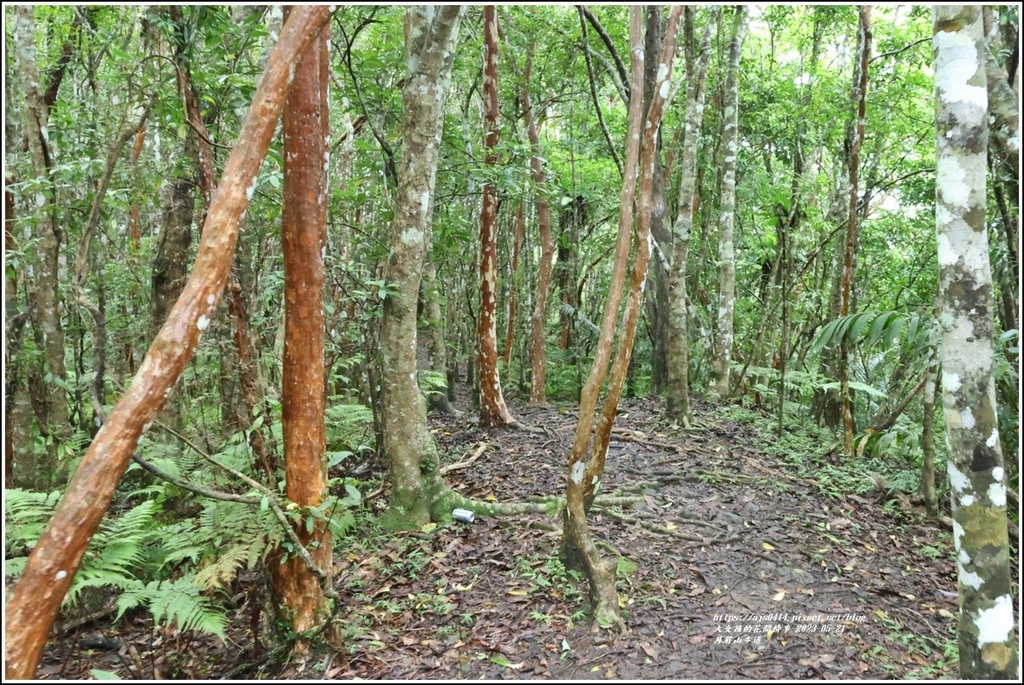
[439,441,490,475]
[610,426,686,454]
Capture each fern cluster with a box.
[5,400,370,644]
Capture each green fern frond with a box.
[3,489,62,556]
[193,542,255,590]
[65,501,158,606]
[146,577,227,639]
[152,521,206,570]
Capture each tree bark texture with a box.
[380,6,464,526]
[3,8,334,677]
[919,358,938,519]
[270,7,332,635]
[666,6,716,423]
[563,6,681,631]
[523,51,554,407]
[502,199,525,371]
[477,5,515,427]
[14,6,71,459]
[981,7,1020,199]
[641,7,668,396]
[839,6,871,455]
[5,177,22,487]
[423,254,456,414]
[933,6,1018,679]
[708,7,747,402]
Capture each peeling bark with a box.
[270,6,332,635]
[3,8,333,677]
[933,7,1018,679]
[477,5,516,427]
[563,6,682,630]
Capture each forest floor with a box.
[37,395,1015,680]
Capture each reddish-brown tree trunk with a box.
[523,52,554,407]
[563,6,682,629]
[477,5,515,427]
[128,123,146,252]
[3,9,333,678]
[502,199,525,370]
[270,7,332,634]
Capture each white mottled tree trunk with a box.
[380,6,464,525]
[708,7,746,401]
[933,6,1018,679]
[666,6,716,423]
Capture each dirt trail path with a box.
[321,398,962,680]
[37,397,977,679]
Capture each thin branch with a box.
[870,372,928,433]
[130,454,262,505]
[578,6,622,177]
[870,37,929,63]
[579,5,630,102]
[154,420,273,496]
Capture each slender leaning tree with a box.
[933,6,1018,679]
[3,8,334,678]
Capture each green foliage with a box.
[117,577,227,639]
[811,311,932,357]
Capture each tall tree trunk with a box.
[270,7,331,635]
[4,9,333,678]
[919,353,938,519]
[502,199,525,370]
[641,7,669,396]
[933,7,1018,679]
[423,253,456,414]
[5,177,26,487]
[152,181,195,333]
[708,6,747,402]
[380,6,464,526]
[14,6,70,478]
[666,6,716,424]
[839,6,871,455]
[477,6,516,427]
[523,51,554,407]
[563,6,681,630]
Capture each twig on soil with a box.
[440,441,491,475]
[57,602,118,633]
[597,507,709,543]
